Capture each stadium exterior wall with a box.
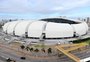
[2,20,88,39]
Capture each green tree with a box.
[34,48,39,52]
[20,45,26,60]
[48,48,52,54]
[20,45,25,50]
[26,46,29,51]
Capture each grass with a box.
[34,44,46,48]
[73,38,90,45]
[85,39,90,45]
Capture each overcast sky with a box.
[0,0,90,19]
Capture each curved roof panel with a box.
[3,22,10,33]
[7,21,20,34]
[71,23,87,36]
[15,21,32,36]
[45,22,74,38]
[28,21,47,37]
[83,22,88,31]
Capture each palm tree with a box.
[34,48,39,52]
[26,46,29,51]
[29,47,34,52]
[41,48,45,53]
[20,45,26,60]
[48,48,52,54]
[20,45,25,50]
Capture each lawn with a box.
[85,39,90,45]
[73,38,90,45]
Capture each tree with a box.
[41,48,45,53]
[29,48,34,52]
[20,45,26,60]
[48,48,52,54]
[34,48,39,52]
[26,46,29,51]
[20,45,25,50]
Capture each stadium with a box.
[2,18,89,45]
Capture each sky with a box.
[0,0,90,19]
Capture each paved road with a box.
[0,48,31,62]
[0,43,75,62]
[71,46,90,59]
[0,28,90,62]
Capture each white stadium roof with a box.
[3,18,88,39]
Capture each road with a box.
[0,42,75,62]
[0,28,90,62]
[0,42,47,62]
[0,45,32,62]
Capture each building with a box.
[2,18,88,39]
[77,17,90,26]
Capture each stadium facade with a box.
[3,18,88,40]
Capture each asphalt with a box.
[0,42,75,62]
[0,28,90,62]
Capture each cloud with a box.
[0,0,29,13]
[0,0,90,14]
[51,0,90,12]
